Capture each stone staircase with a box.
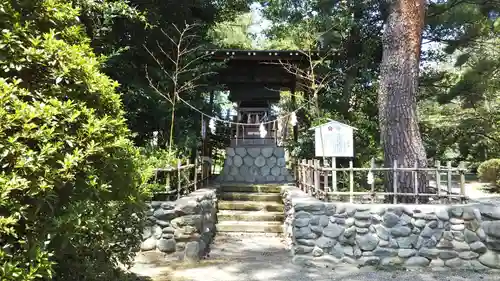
[216,184,284,233]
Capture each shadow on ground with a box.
[129,234,500,281]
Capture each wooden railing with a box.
[297,159,469,204]
[230,137,277,146]
[153,158,211,200]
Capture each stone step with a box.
[216,221,283,233]
[219,192,282,202]
[217,210,284,222]
[218,200,284,212]
[220,184,282,193]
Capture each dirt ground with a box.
[128,233,500,281]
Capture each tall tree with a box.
[419,1,500,169]
[378,0,428,202]
[208,12,254,49]
[77,0,250,148]
[261,0,385,168]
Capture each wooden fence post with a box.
[177,159,182,199]
[370,158,375,203]
[414,161,419,204]
[296,159,300,189]
[307,159,313,195]
[331,157,337,192]
[435,160,441,203]
[295,158,299,187]
[393,159,398,204]
[349,160,354,203]
[297,159,300,189]
[186,159,191,192]
[323,158,329,193]
[301,159,306,191]
[201,156,207,187]
[447,161,452,202]
[459,162,466,202]
[203,158,208,186]
[314,159,320,198]
[194,157,198,190]
[165,170,171,193]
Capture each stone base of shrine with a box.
[220,146,294,183]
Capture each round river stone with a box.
[230,166,239,176]
[240,165,250,178]
[260,165,271,176]
[271,166,281,176]
[226,147,235,157]
[266,156,277,167]
[274,147,285,158]
[266,175,276,181]
[262,147,274,157]
[247,148,261,158]
[233,155,243,167]
[244,155,254,166]
[255,156,266,167]
[235,147,247,157]
[225,157,233,167]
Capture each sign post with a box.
[310,120,356,192]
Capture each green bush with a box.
[478,159,500,187]
[136,146,188,195]
[0,1,147,280]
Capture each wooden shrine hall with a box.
[205,49,320,183]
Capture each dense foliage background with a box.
[0,1,148,280]
[0,0,246,280]
[257,0,499,171]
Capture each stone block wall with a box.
[282,186,500,270]
[140,188,217,262]
[221,146,294,183]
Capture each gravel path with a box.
[130,233,500,281]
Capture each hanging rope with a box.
[176,95,308,126]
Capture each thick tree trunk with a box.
[378,0,429,203]
[342,1,362,117]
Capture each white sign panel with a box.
[314,122,354,157]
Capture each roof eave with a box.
[308,119,358,130]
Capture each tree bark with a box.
[342,1,363,117]
[378,0,429,203]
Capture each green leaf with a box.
[454,53,470,67]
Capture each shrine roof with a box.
[309,119,358,130]
[204,49,325,61]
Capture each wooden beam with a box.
[291,81,298,143]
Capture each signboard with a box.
[313,121,355,158]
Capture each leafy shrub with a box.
[478,159,500,187]
[136,146,187,195]
[0,1,147,280]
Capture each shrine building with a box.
[205,50,320,183]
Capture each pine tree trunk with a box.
[378,0,429,203]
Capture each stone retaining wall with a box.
[140,188,217,262]
[282,186,500,270]
[221,146,294,183]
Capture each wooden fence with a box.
[153,158,211,200]
[297,159,469,204]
